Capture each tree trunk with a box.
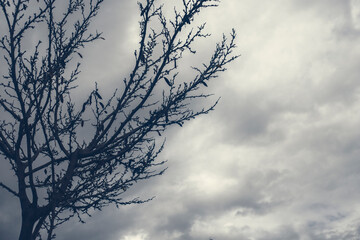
[18,217,35,240]
[18,209,36,240]
[18,203,38,240]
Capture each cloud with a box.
[3,0,360,239]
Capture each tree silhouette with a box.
[0,0,238,239]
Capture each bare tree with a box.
[0,0,238,239]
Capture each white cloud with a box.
[120,231,149,240]
[351,0,360,29]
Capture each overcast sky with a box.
[2,0,360,239]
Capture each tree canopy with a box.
[0,0,238,239]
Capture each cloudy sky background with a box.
[2,0,360,239]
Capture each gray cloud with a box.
[3,0,360,239]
